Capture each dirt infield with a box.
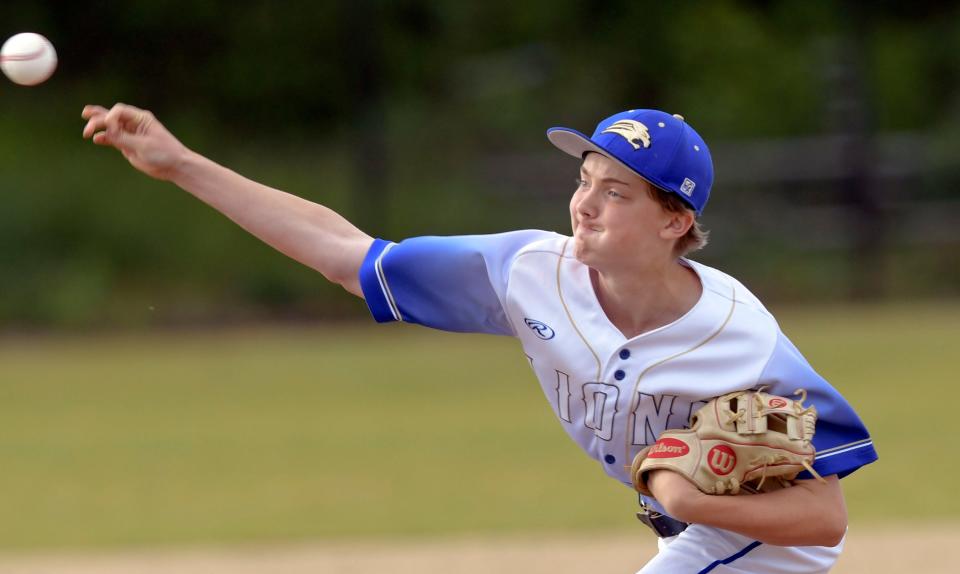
[0,525,953,573]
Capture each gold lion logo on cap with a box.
[602,120,651,150]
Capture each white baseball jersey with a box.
[359,230,877,573]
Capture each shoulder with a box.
[503,229,570,256]
[511,231,571,257]
[439,229,567,259]
[372,229,564,267]
[684,259,783,366]
[453,229,570,272]
[685,259,778,327]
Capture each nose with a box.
[575,187,600,219]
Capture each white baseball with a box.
[1,33,58,86]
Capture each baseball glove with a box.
[630,388,824,496]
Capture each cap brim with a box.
[547,127,607,160]
[547,127,658,190]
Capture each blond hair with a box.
[647,186,709,257]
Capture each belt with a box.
[636,498,689,538]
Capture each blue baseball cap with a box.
[547,109,714,214]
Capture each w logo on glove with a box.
[708,445,737,475]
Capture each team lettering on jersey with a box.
[552,367,709,446]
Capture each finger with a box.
[104,103,148,130]
[109,121,149,151]
[89,122,128,148]
[81,104,108,120]
[106,124,129,149]
[92,127,137,149]
[82,115,105,139]
[91,131,111,146]
[96,106,134,142]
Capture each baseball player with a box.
[82,103,877,573]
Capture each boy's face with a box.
[569,153,677,272]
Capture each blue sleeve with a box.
[359,230,553,335]
[759,332,878,479]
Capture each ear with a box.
[659,210,695,240]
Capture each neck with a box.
[591,258,702,339]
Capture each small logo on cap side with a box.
[602,120,651,150]
[680,178,696,196]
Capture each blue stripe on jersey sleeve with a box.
[759,332,878,479]
[358,230,554,335]
[359,238,398,323]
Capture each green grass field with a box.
[0,301,957,550]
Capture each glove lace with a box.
[725,410,745,426]
[791,388,817,416]
[750,453,786,491]
[801,458,826,483]
[747,452,826,490]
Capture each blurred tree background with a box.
[2,0,959,330]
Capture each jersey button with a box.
[614,370,625,380]
[619,349,631,360]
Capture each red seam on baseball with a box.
[0,46,46,62]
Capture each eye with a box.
[607,189,623,198]
[574,177,588,189]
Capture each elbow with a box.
[762,476,848,547]
[795,500,847,548]
[764,511,846,548]
[324,268,364,298]
[817,513,848,547]
[808,524,846,548]
[312,236,373,298]
[812,478,849,547]
[792,474,847,547]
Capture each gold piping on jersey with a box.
[556,238,603,382]
[622,281,738,470]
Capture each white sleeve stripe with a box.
[815,438,872,455]
[815,440,873,460]
[374,242,402,322]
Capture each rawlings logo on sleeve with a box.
[524,318,555,340]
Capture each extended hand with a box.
[81,103,189,181]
